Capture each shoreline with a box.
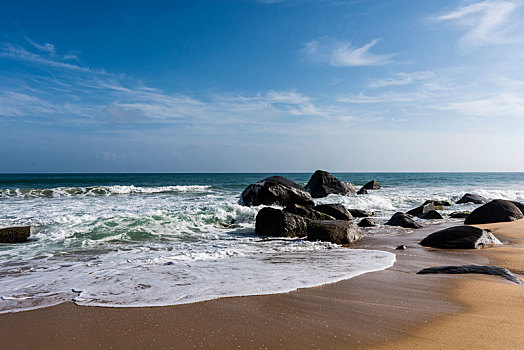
[0,221,522,349]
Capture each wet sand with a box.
[0,220,522,349]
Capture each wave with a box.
[0,185,212,198]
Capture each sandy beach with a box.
[1,219,522,349]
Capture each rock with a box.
[348,209,374,218]
[420,210,443,220]
[456,193,488,205]
[464,199,524,225]
[417,265,521,284]
[255,207,308,238]
[357,188,368,195]
[361,180,381,190]
[510,201,524,214]
[450,211,470,219]
[306,220,361,244]
[283,204,335,221]
[395,245,407,250]
[419,225,501,249]
[406,203,435,217]
[345,182,357,194]
[423,200,452,207]
[313,204,353,221]
[305,170,356,198]
[0,226,31,243]
[358,218,375,227]
[241,176,314,207]
[385,212,422,229]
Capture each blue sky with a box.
[1,0,524,172]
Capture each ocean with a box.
[1,172,524,313]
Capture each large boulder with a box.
[420,210,443,220]
[255,207,309,237]
[464,199,524,225]
[305,170,355,198]
[283,204,335,221]
[456,193,487,205]
[361,180,381,190]
[423,200,452,207]
[510,201,524,214]
[241,176,314,207]
[348,209,374,218]
[406,203,435,217]
[385,212,422,229]
[420,225,501,249]
[313,204,352,221]
[306,220,361,244]
[0,226,31,243]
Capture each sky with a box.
[1,0,524,172]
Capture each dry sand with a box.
[0,220,523,349]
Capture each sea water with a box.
[1,172,523,313]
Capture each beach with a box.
[1,218,522,349]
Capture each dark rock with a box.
[395,245,407,250]
[361,180,381,190]
[450,211,470,219]
[510,201,524,214]
[423,200,452,207]
[385,212,422,229]
[420,210,443,220]
[241,176,314,207]
[0,226,31,243]
[306,220,361,244]
[456,193,488,204]
[357,188,368,195]
[283,204,335,221]
[255,207,308,238]
[417,265,522,284]
[305,170,356,198]
[358,218,375,227]
[464,199,524,225]
[348,209,374,218]
[406,203,435,217]
[313,204,352,221]
[419,225,501,249]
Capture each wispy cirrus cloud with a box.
[368,71,436,88]
[432,1,521,51]
[301,37,394,67]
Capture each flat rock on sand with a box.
[420,225,501,249]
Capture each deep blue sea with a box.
[1,172,523,313]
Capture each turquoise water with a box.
[1,172,523,313]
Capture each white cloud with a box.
[433,1,521,50]
[302,37,393,67]
[369,71,436,88]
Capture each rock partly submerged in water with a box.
[0,226,31,243]
[358,218,375,227]
[456,193,488,205]
[305,170,356,198]
[450,211,470,219]
[406,203,435,217]
[313,204,353,221]
[385,212,422,229]
[348,209,374,218]
[361,180,381,190]
[307,220,362,244]
[420,210,443,220]
[419,225,501,249]
[255,207,309,238]
[357,188,368,195]
[464,199,524,225]
[417,265,522,284]
[423,200,452,207]
[241,176,314,207]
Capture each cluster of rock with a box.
[242,171,380,244]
